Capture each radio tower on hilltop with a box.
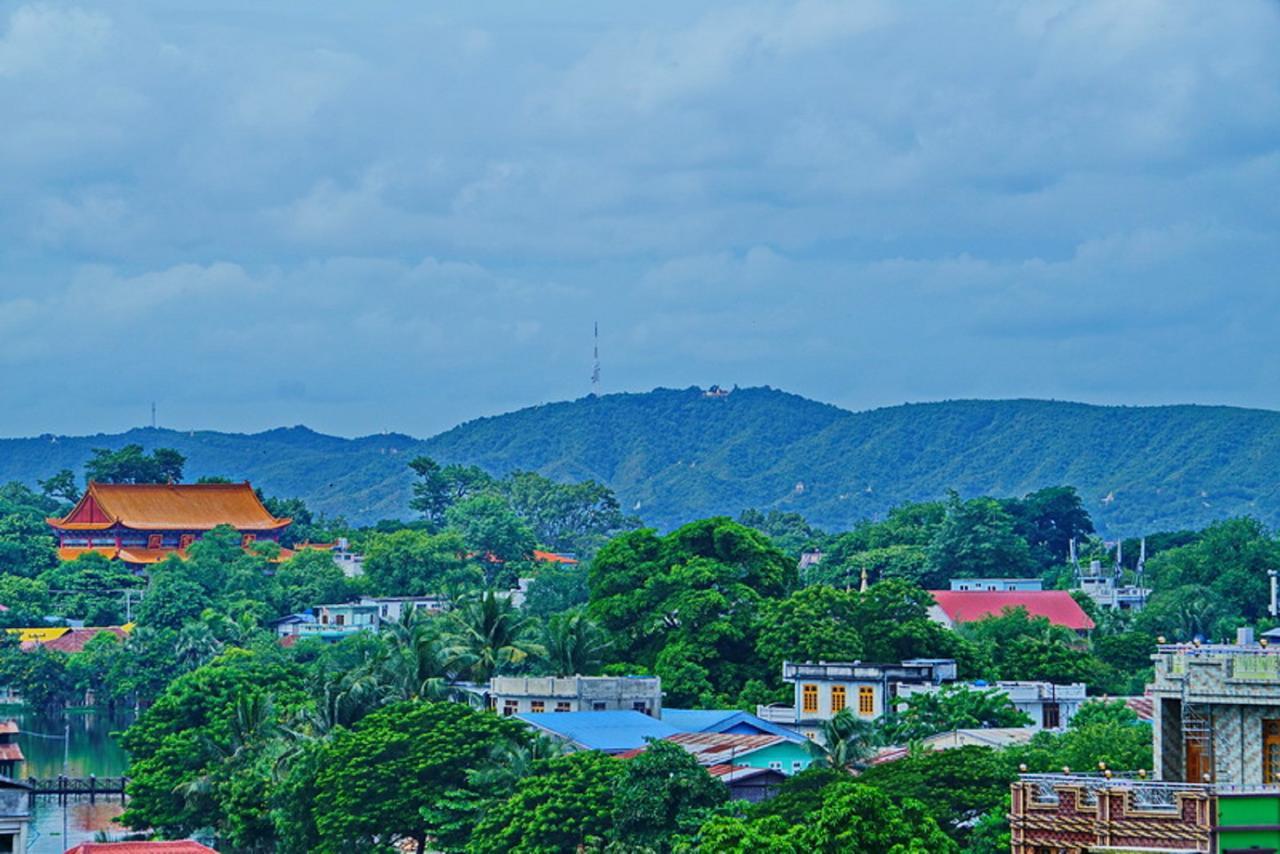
[591,321,601,397]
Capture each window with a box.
[555,702,571,712]
[179,534,194,549]
[768,761,782,770]
[241,533,256,547]
[334,614,345,626]
[831,686,847,713]
[792,760,804,771]
[802,684,819,714]
[1265,721,1280,784]
[531,701,545,713]
[0,831,14,853]
[858,686,874,716]
[1042,703,1061,730]
[503,700,518,717]
[593,702,607,711]
[633,701,650,715]
[147,534,163,549]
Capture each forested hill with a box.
[4,388,1280,535]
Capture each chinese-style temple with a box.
[48,482,293,570]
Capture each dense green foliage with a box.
[8,389,1280,532]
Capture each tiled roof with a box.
[663,732,785,765]
[660,709,806,743]
[532,550,578,565]
[516,711,680,753]
[0,743,24,762]
[51,482,289,532]
[63,842,218,854]
[41,627,129,653]
[0,721,18,734]
[1121,695,1154,722]
[929,590,1095,631]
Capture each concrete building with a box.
[0,778,29,854]
[1150,631,1280,786]
[359,595,448,623]
[780,659,956,738]
[490,675,662,717]
[1076,563,1150,611]
[948,578,1043,592]
[331,538,364,578]
[895,680,1088,731]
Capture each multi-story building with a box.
[781,659,957,738]
[489,675,662,717]
[48,482,294,570]
[359,595,448,623]
[895,680,1087,731]
[1008,630,1280,853]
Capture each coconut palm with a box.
[442,590,545,682]
[541,610,609,677]
[806,709,879,772]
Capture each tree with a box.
[502,471,631,555]
[38,469,80,506]
[613,739,727,851]
[362,529,474,596]
[1144,517,1280,627]
[737,508,821,556]
[540,610,608,677]
[878,684,1031,744]
[84,444,185,484]
[443,591,545,682]
[806,709,879,772]
[467,750,622,854]
[119,648,308,838]
[311,701,523,854]
[857,746,1016,846]
[1001,486,1094,571]
[408,457,494,530]
[0,512,59,578]
[755,585,863,675]
[854,578,976,668]
[521,561,589,617]
[589,519,795,702]
[38,551,141,624]
[136,561,213,632]
[686,782,957,853]
[445,494,536,564]
[0,640,74,714]
[927,493,1036,584]
[275,549,352,613]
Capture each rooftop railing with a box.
[1018,773,1276,811]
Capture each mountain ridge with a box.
[3,387,1279,535]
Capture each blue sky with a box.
[2,1,1278,438]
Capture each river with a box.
[9,708,132,854]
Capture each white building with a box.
[359,595,448,623]
[332,537,364,578]
[895,680,1088,731]
[487,675,663,717]
[949,578,1043,592]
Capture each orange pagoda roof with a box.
[49,482,291,532]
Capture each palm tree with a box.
[541,611,608,677]
[442,590,546,682]
[807,709,879,772]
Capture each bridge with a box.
[26,775,128,803]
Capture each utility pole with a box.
[1269,569,1277,618]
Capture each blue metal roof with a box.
[516,711,680,753]
[661,709,806,743]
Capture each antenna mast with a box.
[151,401,157,429]
[591,321,601,396]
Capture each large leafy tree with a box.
[1001,486,1094,571]
[501,470,631,555]
[119,648,309,838]
[38,551,142,624]
[0,510,58,578]
[589,518,795,703]
[274,548,353,613]
[1144,517,1280,627]
[467,750,622,854]
[407,457,494,530]
[613,739,727,851]
[926,492,1037,583]
[84,444,186,484]
[445,494,536,565]
[857,745,1016,847]
[310,701,522,854]
[362,529,474,596]
[755,585,863,675]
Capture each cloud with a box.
[0,1,1278,436]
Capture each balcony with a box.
[1020,772,1211,812]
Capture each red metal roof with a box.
[928,590,1095,631]
[40,627,128,654]
[0,743,23,762]
[63,843,218,854]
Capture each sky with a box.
[2,1,1279,439]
